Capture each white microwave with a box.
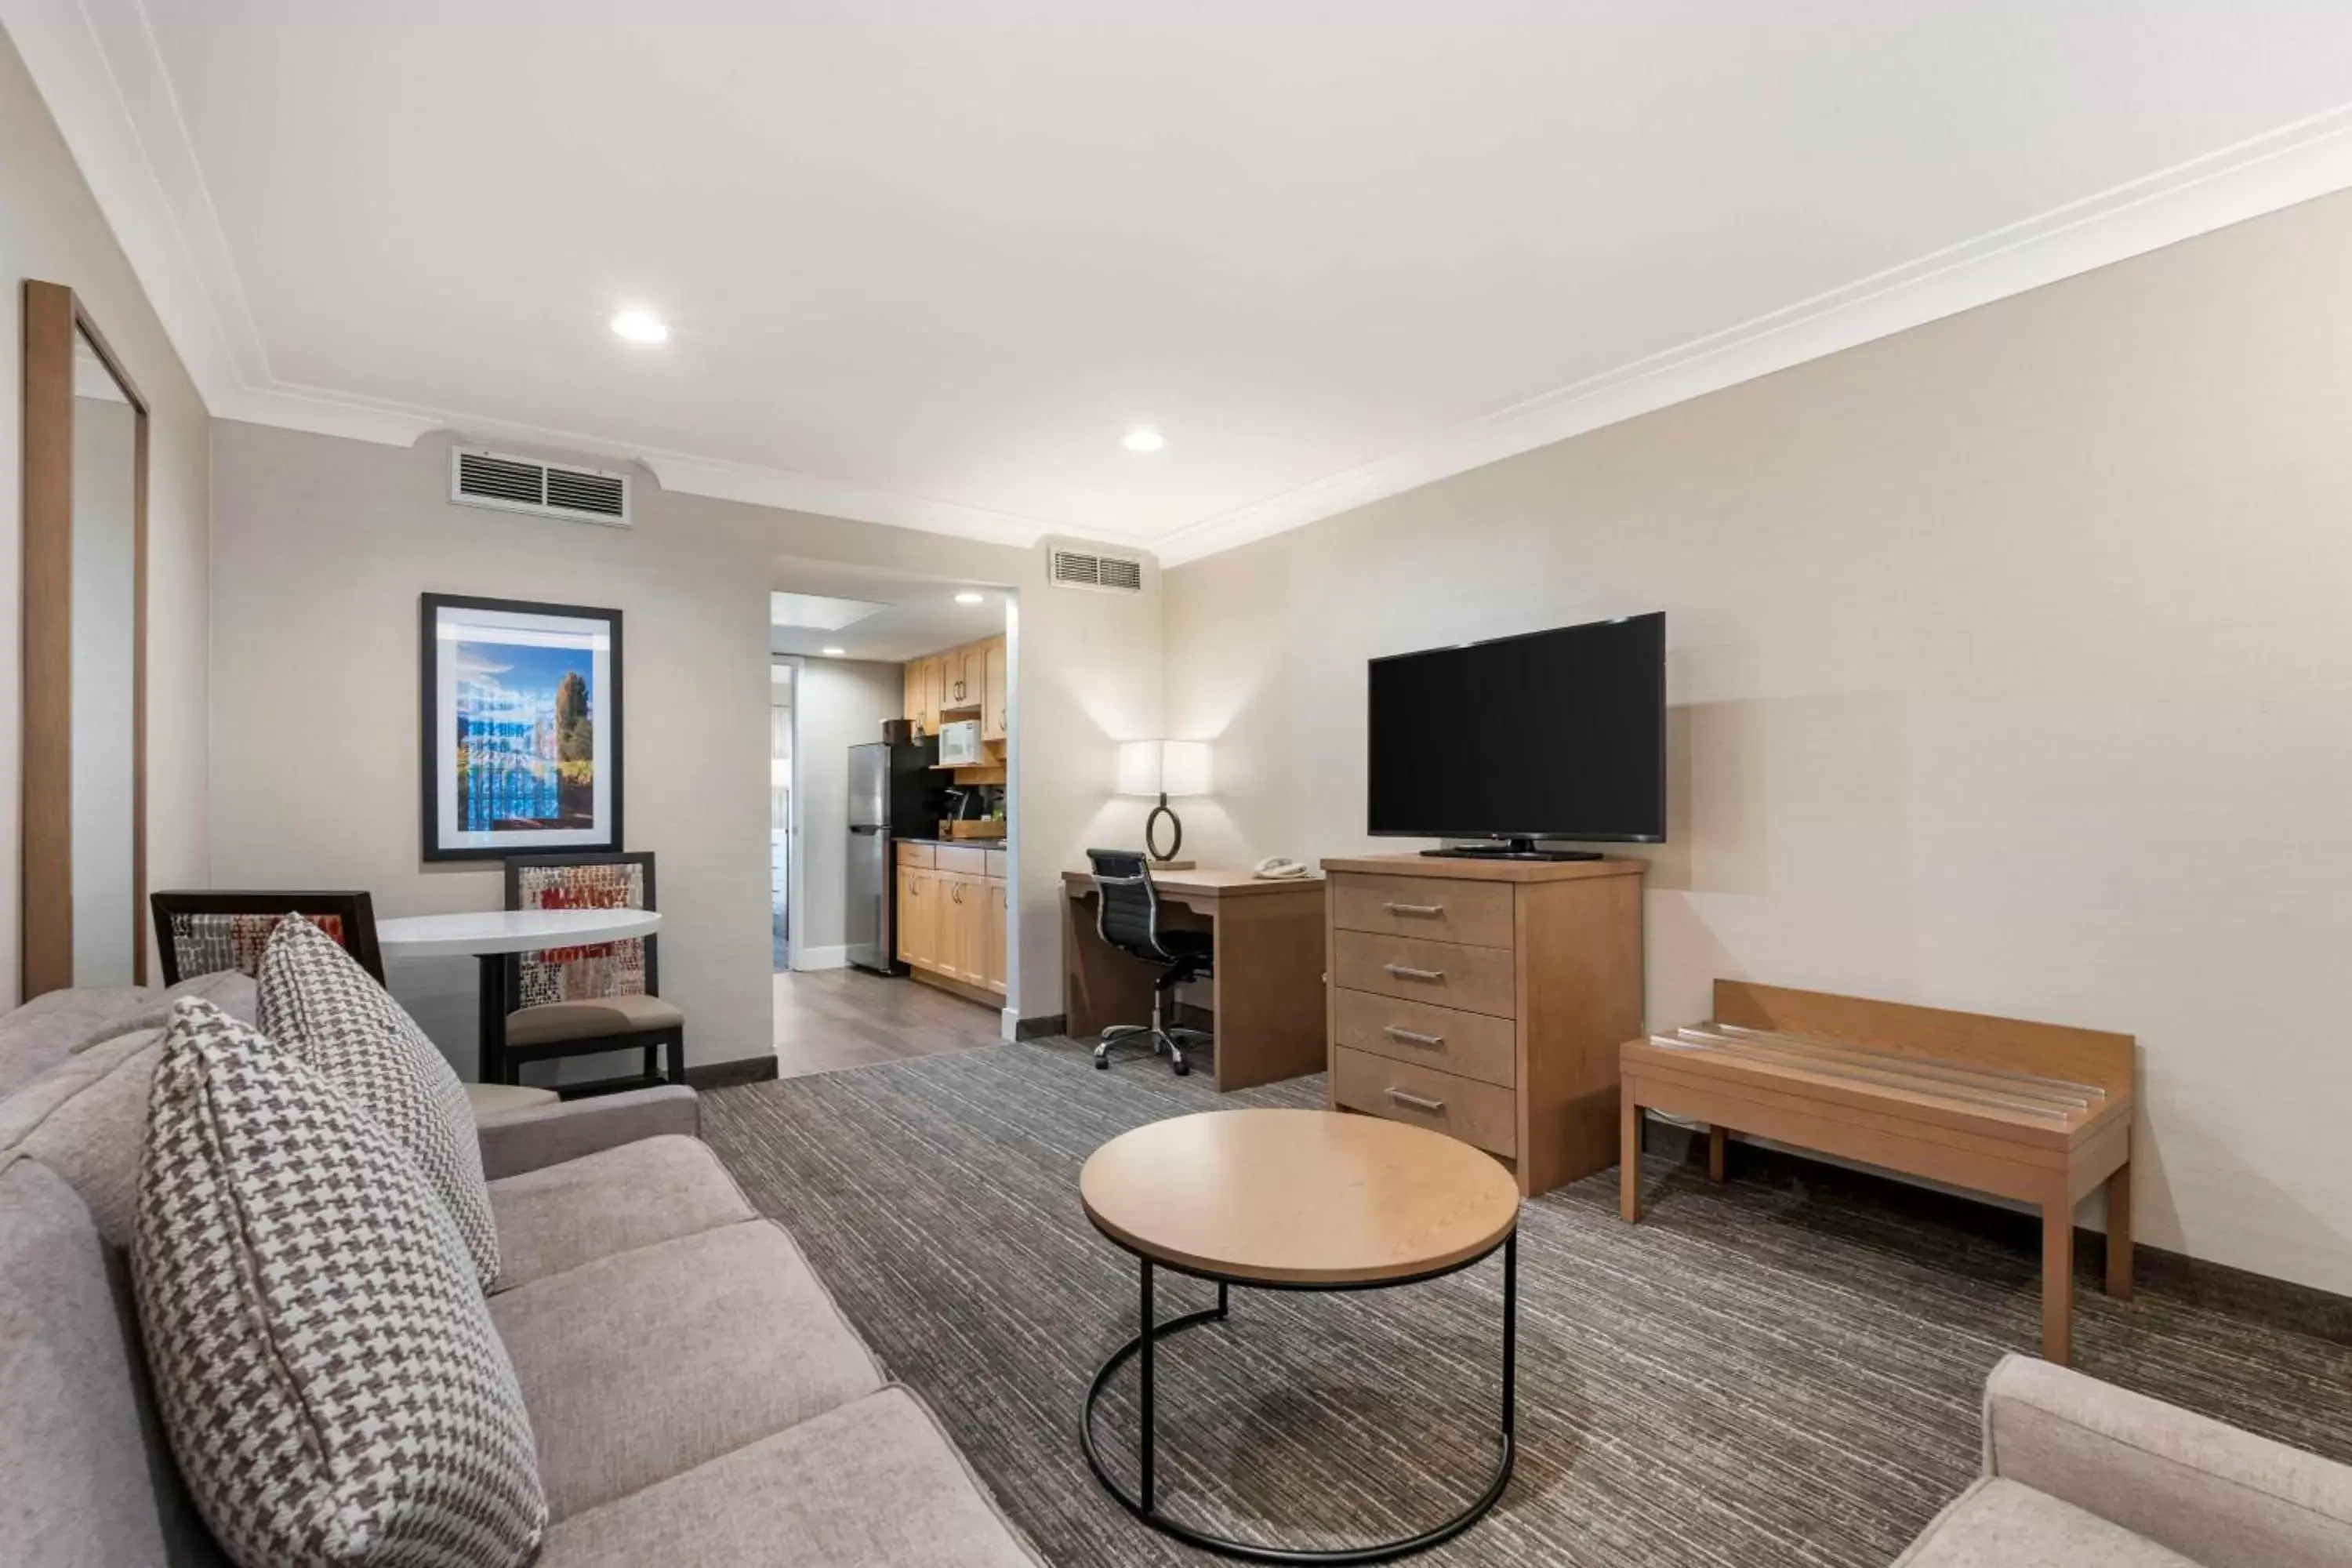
[938,720,984,767]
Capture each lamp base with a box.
[1141,858,1197,872]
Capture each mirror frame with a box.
[21,280,149,996]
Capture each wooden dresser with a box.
[1320,854,1645,1197]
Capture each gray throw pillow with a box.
[132,998,546,1568]
[257,913,499,1287]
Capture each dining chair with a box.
[496,851,685,1097]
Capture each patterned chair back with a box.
[504,853,657,1010]
[148,892,383,985]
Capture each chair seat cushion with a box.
[466,1082,561,1117]
[1896,1479,2198,1567]
[506,993,684,1047]
[537,1386,1043,1568]
[488,1134,756,1291]
[488,1219,884,1521]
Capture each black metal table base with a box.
[1080,1232,1517,1565]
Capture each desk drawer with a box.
[1332,931,1517,1019]
[896,842,935,869]
[1333,989,1515,1087]
[1330,873,1515,949]
[1333,1047,1517,1159]
[935,845,987,875]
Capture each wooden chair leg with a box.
[1620,1097,1642,1221]
[2042,1196,2074,1367]
[1707,1124,1728,1184]
[2103,1162,2133,1301]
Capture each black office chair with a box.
[1086,848,1212,1076]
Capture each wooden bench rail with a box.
[1622,982,2136,1367]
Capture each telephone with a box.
[1251,857,1309,880]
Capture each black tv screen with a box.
[1367,612,1666,842]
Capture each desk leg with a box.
[1206,891,1327,1093]
[1620,1098,1642,1221]
[476,953,507,1086]
[2042,1190,2074,1367]
[1707,1124,1728,1184]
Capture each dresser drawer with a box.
[1333,1047,1517,1159]
[1331,931,1517,1019]
[896,841,935,868]
[1330,873,1515,949]
[1332,989,1516,1088]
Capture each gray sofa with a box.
[1897,1353,2352,1566]
[0,985,1044,1567]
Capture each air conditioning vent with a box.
[1049,547,1145,593]
[452,447,631,526]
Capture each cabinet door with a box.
[982,638,1008,742]
[924,657,949,730]
[983,877,1007,993]
[943,644,967,708]
[895,867,916,962]
[903,662,926,733]
[901,869,938,969]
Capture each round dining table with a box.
[376,908,662,1083]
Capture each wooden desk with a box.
[1062,869,1327,1092]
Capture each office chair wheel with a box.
[1173,1059,1189,1077]
[1095,1057,1109,1070]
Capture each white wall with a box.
[0,27,211,1001]
[789,656,903,966]
[209,423,1159,1073]
[1165,187,2352,1298]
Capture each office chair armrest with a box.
[474,1085,702,1178]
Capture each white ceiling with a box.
[768,555,1008,663]
[20,2,2352,562]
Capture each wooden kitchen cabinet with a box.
[896,866,939,970]
[903,661,928,735]
[982,639,1008,741]
[983,878,1007,993]
[940,644,980,711]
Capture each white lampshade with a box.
[1116,739,1211,799]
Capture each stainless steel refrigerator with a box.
[845,724,945,975]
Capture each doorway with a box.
[768,557,1018,1077]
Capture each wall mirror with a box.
[21,281,147,996]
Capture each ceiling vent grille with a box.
[1049,547,1145,593]
[452,447,631,526]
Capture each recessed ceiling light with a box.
[954,591,985,605]
[1121,429,1165,453]
[820,646,846,657]
[610,310,670,344]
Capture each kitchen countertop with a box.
[898,835,1011,848]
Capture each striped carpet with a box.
[702,1040,2352,1566]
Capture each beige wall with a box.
[1165,187,2352,1297]
[209,423,1158,1072]
[0,27,211,1004]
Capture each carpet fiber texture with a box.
[702,1040,2352,1566]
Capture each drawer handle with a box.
[1384,1025,1445,1048]
[1383,901,1446,916]
[1385,1087,1446,1115]
[1382,963,1446,982]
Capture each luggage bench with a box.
[1620,981,2135,1366]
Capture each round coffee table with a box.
[1078,1108,1522,1564]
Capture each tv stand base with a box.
[1421,837,1602,863]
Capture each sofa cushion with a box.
[489,1218,884,1520]
[0,1160,227,1568]
[538,1386,1044,1568]
[488,1133,755,1290]
[258,913,500,1287]
[0,1028,163,1244]
[0,985,153,1097]
[1896,1478,2198,1567]
[134,999,546,1568]
[72,971,260,1054]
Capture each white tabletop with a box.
[375,908,662,957]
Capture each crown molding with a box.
[19,0,2352,570]
[1151,102,2352,567]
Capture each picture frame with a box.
[419,593,623,861]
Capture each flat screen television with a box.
[1367,612,1665,858]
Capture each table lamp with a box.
[1116,739,1211,862]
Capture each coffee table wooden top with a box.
[1079,1109,1521,1285]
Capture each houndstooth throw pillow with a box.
[258,913,499,1287]
[132,998,546,1567]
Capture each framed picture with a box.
[420,594,622,861]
